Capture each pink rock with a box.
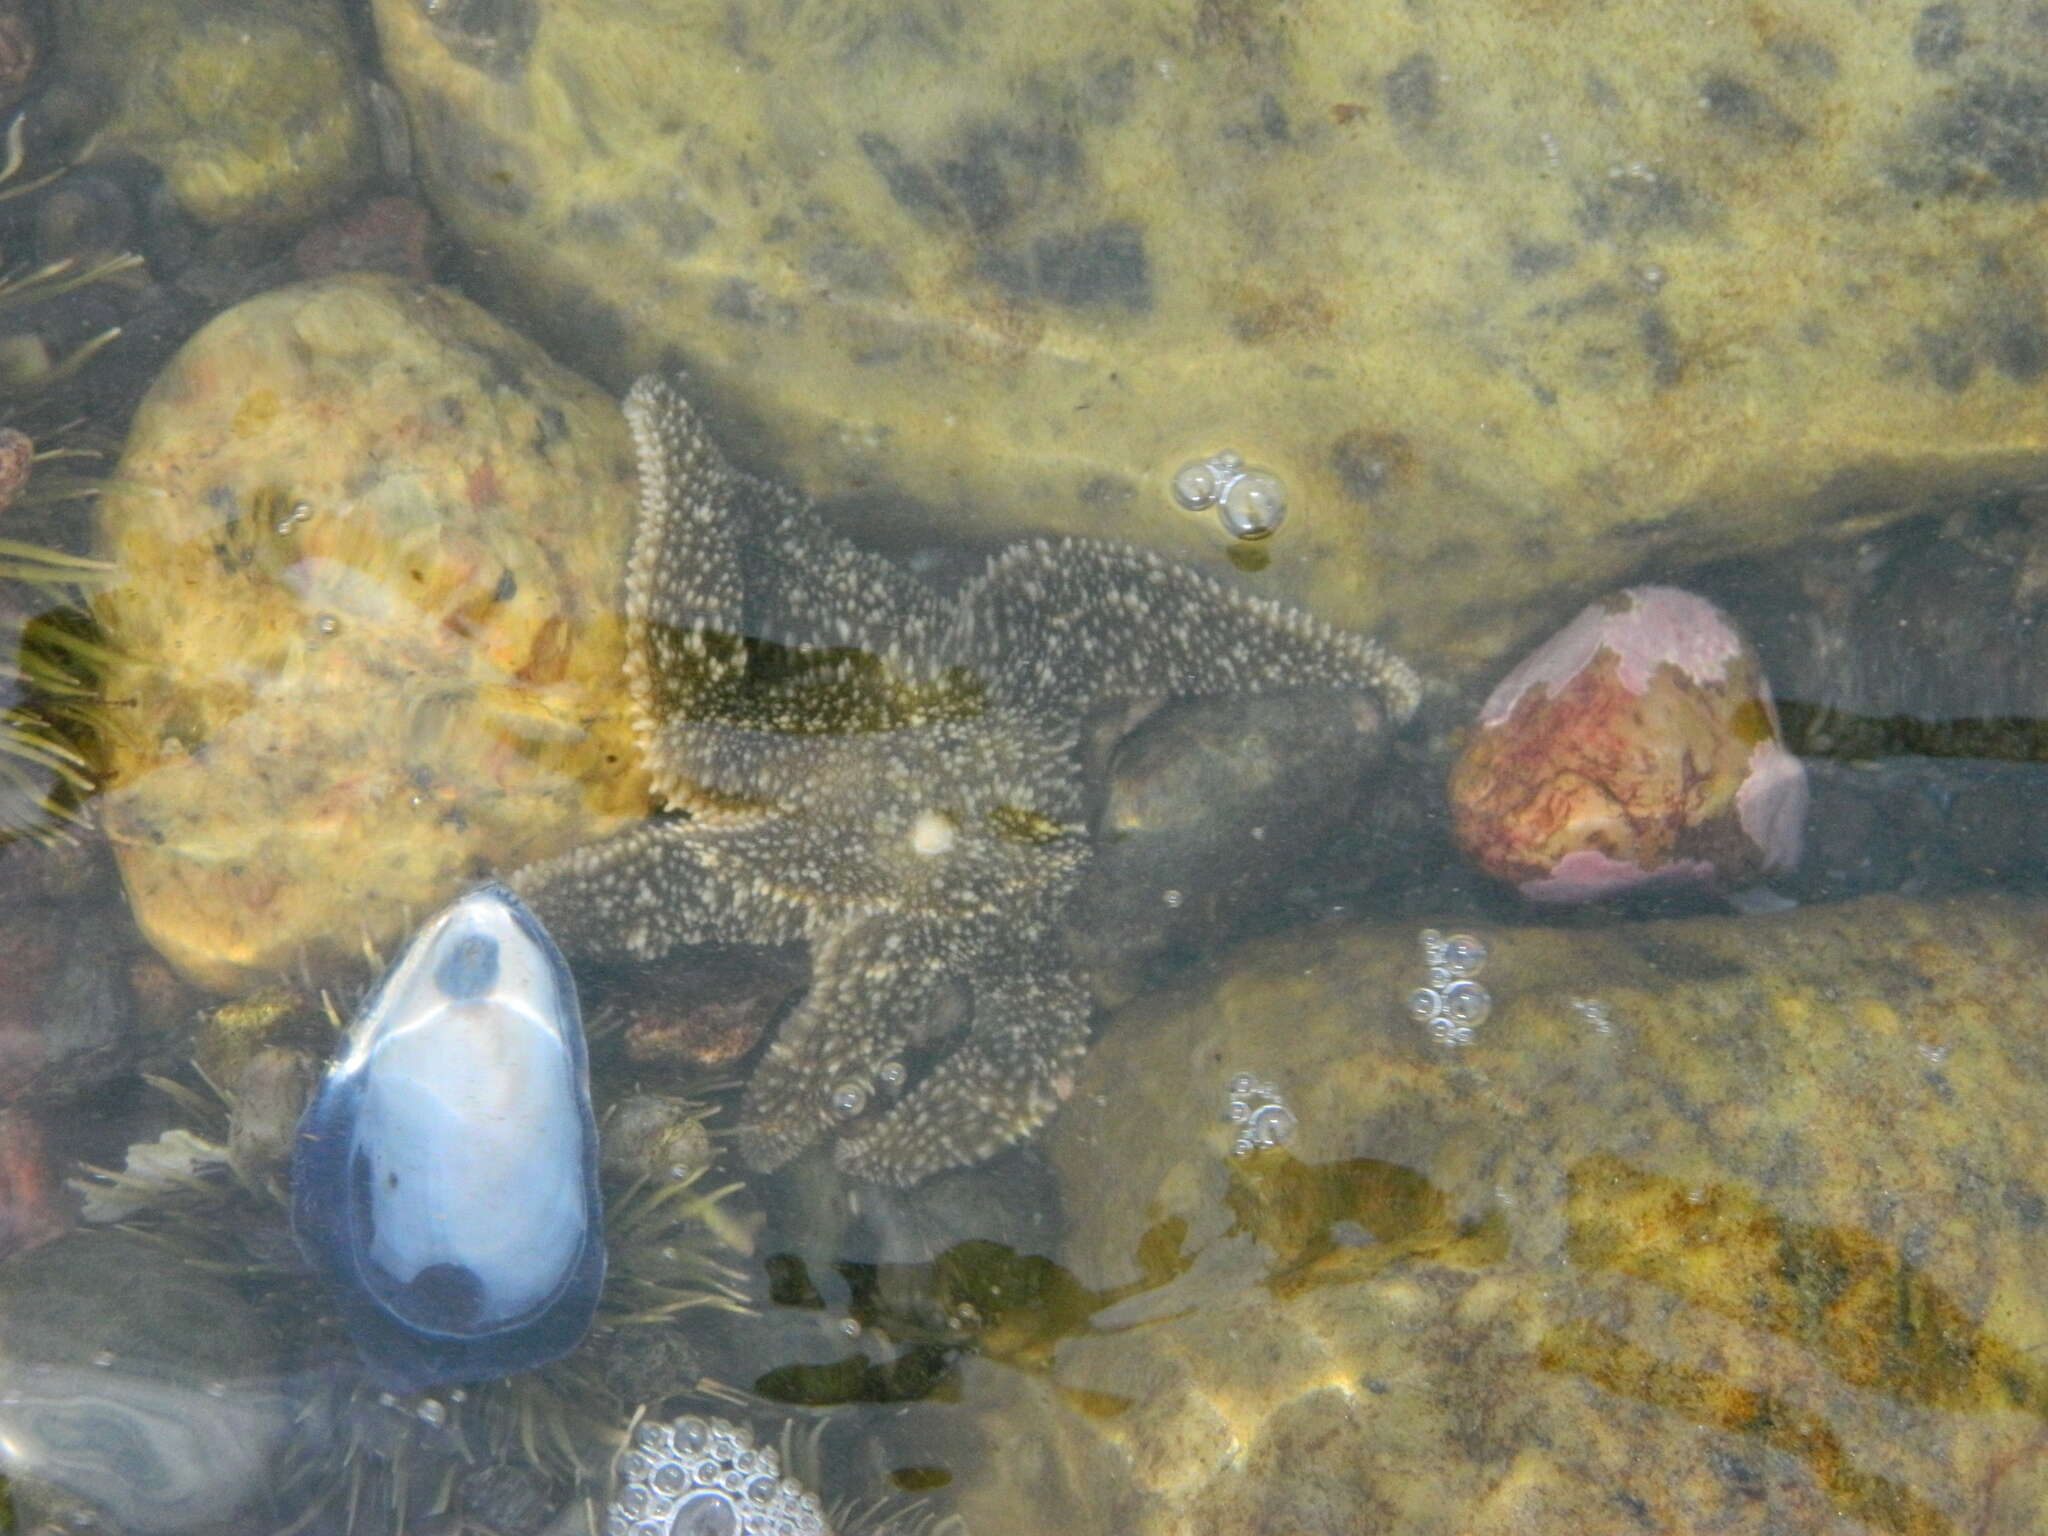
[1451,585,1807,902]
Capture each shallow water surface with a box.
[4,2,2048,1534]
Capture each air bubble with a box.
[828,1080,868,1118]
[1406,987,1442,1022]
[1219,470,1287,539]
[1439,933,1488,976]
[1168,449,1288,540]
[1223,1072,1296,1156]
[876,1060,908,1090]
[1171,458,1221,510]
[1247,1102,1297,1147]
[1441,980,1491,1027]
[669,1491,740,1536]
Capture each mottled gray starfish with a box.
[512,375,1420,1185]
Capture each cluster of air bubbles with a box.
[608,1414,831,1536]
[827,1059,908,1120]
[1170,450,1288,540]
[1569,997,1616,1036]
[1406,929,1491,1046]
[1223,1072,1297,1157]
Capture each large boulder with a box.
[943,892,2048,1533]
[92,275,648,990]
[372,0,2048,666]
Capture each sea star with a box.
[512,375,1421,1185]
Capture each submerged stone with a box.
[92,275,647,990]
[372,0,2048,670]
[0,1230,288,1533]
[942,892,2048,1534]
[55,0,374,229]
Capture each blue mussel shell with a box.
[291,883,605,1391]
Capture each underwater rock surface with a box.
[0,840,144,1106]
[372,0,2048,667]
[53,0,375,230]
[292,884,604,1392]
[0,1229,288,1533]
[1068,688,1397,1004]
[92,274,650,989]
[941,892,2048,1534]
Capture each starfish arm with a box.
[833,934,1095,1186]
[734,913,975,1175]
[736,483,955,677]
[950,537,1423,725]
[645,714,1084,838]
[506,817,807,960]
[620,373,750,711]
[623,374,966,801]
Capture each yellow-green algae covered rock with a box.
[54,0,374,229]
[93,275,648,992]
[949,894,2048,1534]
[371,0,2048,669]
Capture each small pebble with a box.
[0,426,32,513]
